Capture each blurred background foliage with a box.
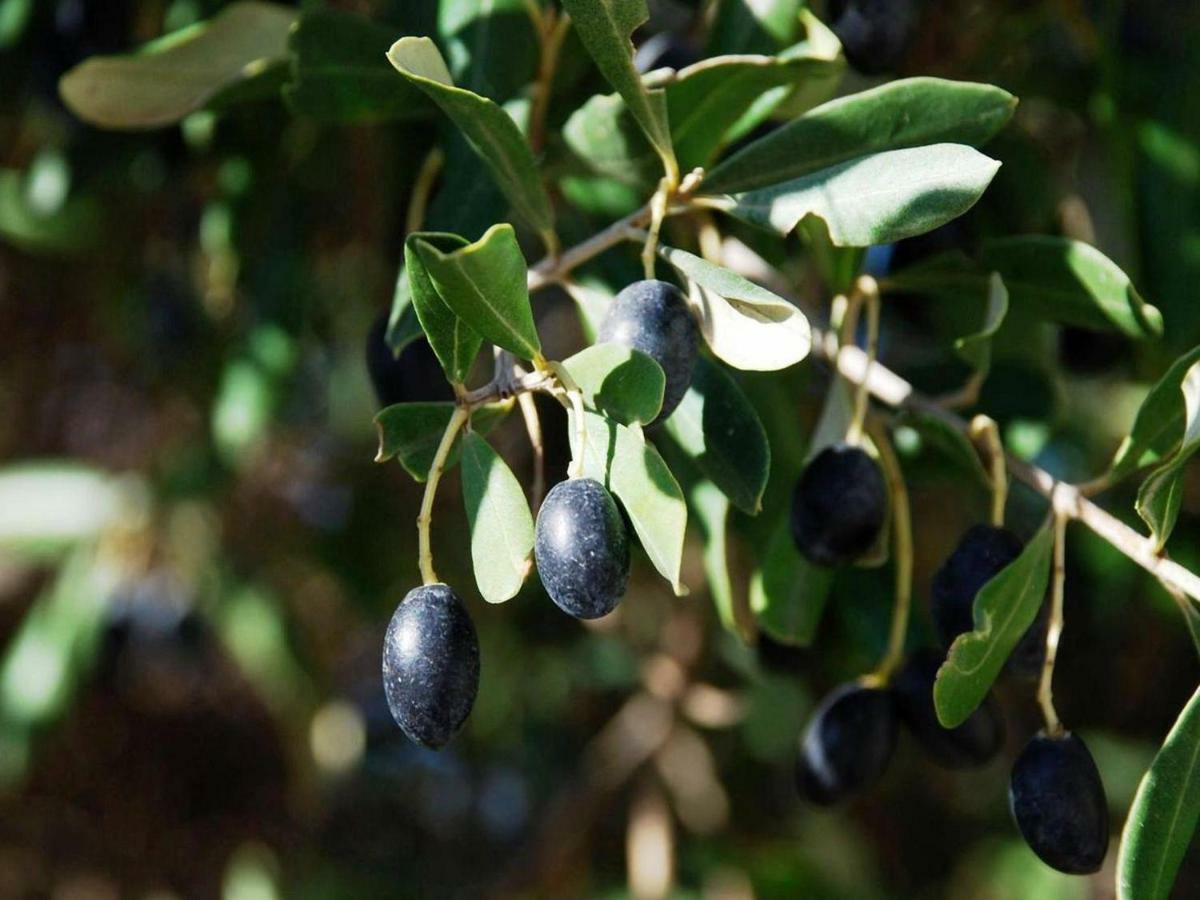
[1,0,1200,897]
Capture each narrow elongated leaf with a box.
[562,343,665,426]
[896,410,991,488]
[405,232,481,383]
[712,144,1000,247]
[563,92,661,187]
[955,272,1008,372]
[569,409,687,593]
[1118,684,1200,900]
[461,433,534,603]
[657,244,811,371]
[1137,361,1200,549]
[664,357,770,514]
[750,516,834,645]
[558,0,678,182]
[386,290,425,356]
[935,519,1054,727]
[386,37,554,239]
[707,0,801,55]
[375,400,511,481]
[414,224,541,361]
[981,237,1163,340]
[59,1,296,129]
[1110,347,1200,480]
[284,9,432,122]
[690,480,745,637]
[704,77,1017,194]
[437,0,539,102]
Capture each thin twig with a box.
[417,405,470,584]
[528,11,571,154]
[969,415,1008,527]
[404,147,445,236]
[845,276,879,446]
[866,417,913,682]
[1037,507,1068,736]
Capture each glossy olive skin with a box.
[790,443,888,567]
[535,478,630,619]
[597,280,699,421]
[1010,732,1109,874]
[828,0,918,75]
[894,650,1005,769]
[382,584,480,749]
[365,313,454,408]
[931,524,1024,647]
[796,682,899,805]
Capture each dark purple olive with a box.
[828,0,919,75]
[790,443,887,567]
[797,682,898,804]
[1010,732,1109,874]
[382,584,480,749]
[534,477,630,619]
[894,649,1004,769]
[597,280,699,421]
[931,524,1023,647]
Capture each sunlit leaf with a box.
[461,433,534,603]
[1137,360,1200,550]
[405,232,482,384]
[1110,346,1200,481]
[562,343,665,426]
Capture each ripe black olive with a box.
[796,681,898,804]
[790,443,887,567]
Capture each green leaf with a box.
[405,232,482,383]
[460,433,534,603]
[1118,684,1200,900]
[59,1,296,129]
[0,168,101,255]
[711,143,1000,247]
[375,400,511,481]
[437,0,539,102]
[704,77,1017,194]
[657,244,811,371]
[563,92,660,187]
[980,237,1163,340]
[386,37,555,241]
[707,0,802,55]
[896,410,991,488]
[663,357,771,514]
[569,409,688,593]
[386,289,425,356]
[562,343,665,426]
[954,272,1008,373]
[934,519,1054,728]
[689,480,747,638]
[558,0,678,182]
[750,516,834,646]
[1136,360,1200,550]
[283,9,433,122]
[1110,347,1200,481]
[414,224,541,361]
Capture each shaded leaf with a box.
[461,433,534,603]
[1136,360,1200,550]
[955,272,1008,373]
[711,143,1000,247]
[663,356,771,514]
[569,409,688,593]
[414,224,541,361]
[707,0,801,55]
[386,287,426,356]
[691,479,754,640]
[386,37,555,240]
[563,92,661,188]
[1110,346,1200,480]
[704,77,1017,194]
[437,0,539,102]
[750,516,834,646]
[558,0,677,182]
[896,410,991,488]
[59,1,296,129]
[562,343,665,426]
[284,8,432,122]
[375,401,511,481]
[657,243,811,371]
[934,519,1054,727]
[405,232,482,383]
[1118,684,1200,900]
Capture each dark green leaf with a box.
[59,1,296,129]
[1118,684,1200,900]
[386,37,555,241]
[283,9,433,122]
[710,143,1000,247]
[656,243,811,370]
[663,357,770,514]
[750,516,834,646]
[1136,360,1200,549]
[386,286,425,356]
[460,433,534,603]
[437,0,539,102]
[405,232,482,384]
[570,409,687,593]
[1110,347,1200,480]
[704,77,1017,194]
[707,0,801,55]
[934,518,1054,727]
[562,343,665,426]
[955,272,1008,373]
[414,224,541,361]
[896,410,991,488]
[375,400,511,481]
[558,0,677,182]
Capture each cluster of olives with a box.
[789,447,1107,874]
[376,280,700,749]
